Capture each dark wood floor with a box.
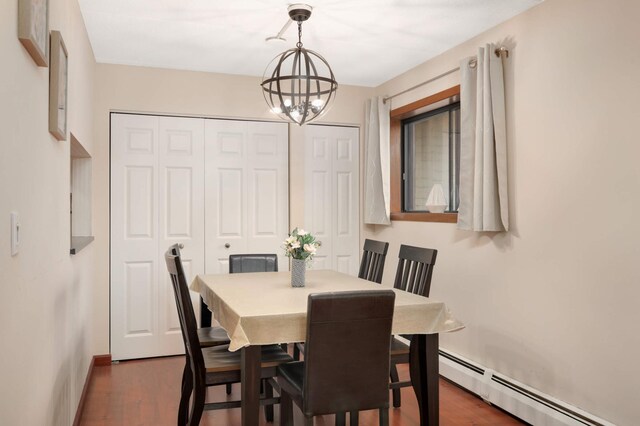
[79,355,525,425]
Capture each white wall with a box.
[367,0,640,424]
[91,64,373,353]
[0,0,97,424]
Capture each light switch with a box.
[11,212,20,256]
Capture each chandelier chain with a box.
[296,22,303,48]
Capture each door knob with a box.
[224,243,230,249]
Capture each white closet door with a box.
[157,117,205,345]
[110,113,205,360]
[304,125,360,275]
[205,120,289,274]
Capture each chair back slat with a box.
[393,245,438,297]
[229,254,278,273]
[358,239,389,284]
[302,290,395,416]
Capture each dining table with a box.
[190,269,463,426]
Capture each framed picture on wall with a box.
[18,0,49,67]
[49,31,68,141]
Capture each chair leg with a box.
[188,377,206,426]
[379,408,389,426]
[293,343,301,361]
[226,383,232,395]
[264,379,274,422]
[390,363,401,408]
[200,297,212,327]
[178,362,192,426]
[335,412,346,426]
[280,391,294,426]
[304,416,314,426]
[350,411,359,425]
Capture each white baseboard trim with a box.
[437,348,615,426]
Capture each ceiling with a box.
[79,0,542,87]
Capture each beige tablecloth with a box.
[191,269,464,351]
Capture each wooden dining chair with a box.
[165,248,292,425]
[170,245,232,349]
[278,290,396,426]
[358,239,389,284]
[389,244,438,408]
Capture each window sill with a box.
[390,212,458,223]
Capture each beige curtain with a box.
[364,97,391,225]
[457,44,509,232]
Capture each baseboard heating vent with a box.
[490,375,605,426]
[439,349,484,375]
[439,349,616,426]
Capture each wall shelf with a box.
[70,133,93,255]
[70,236,95,255]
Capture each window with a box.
[402,102,460,212]
[390,85,460,222]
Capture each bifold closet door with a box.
[304,125,360,275]
[110,114,205,360]
[204,119,289,274]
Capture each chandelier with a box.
[261,4,338,126]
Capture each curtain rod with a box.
[382,46,509,104]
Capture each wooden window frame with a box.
[390,85,460,223]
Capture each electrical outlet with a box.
[11,212,20,256]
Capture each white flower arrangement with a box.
[283,228,320,261]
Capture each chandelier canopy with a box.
[261,4,338,126]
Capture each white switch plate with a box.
[11,212,19,256]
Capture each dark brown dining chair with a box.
[358,239,389,284]
[292,240,390,361]
[278,290,396,426]
[165,248,292,426]
[200,253,279,327]
[389,244,438,408]
[230,253,278,274]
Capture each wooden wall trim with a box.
[390,118,402,214]
[390,86,460,223]
[391,212,458,223]
[94,354,112,367]
[73,354,111,426]
[390,85,460,119]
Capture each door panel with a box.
[304,125,360,275]
[111,114,160,359]
[157,116,205,352]
[246,122,289,263]
[205,120,289,274]
[124,261,154,336]
[111,114,204,360]
[125,166,155,238]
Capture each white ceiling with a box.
[79,0,542,87]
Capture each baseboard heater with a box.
[437,348,615,426]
